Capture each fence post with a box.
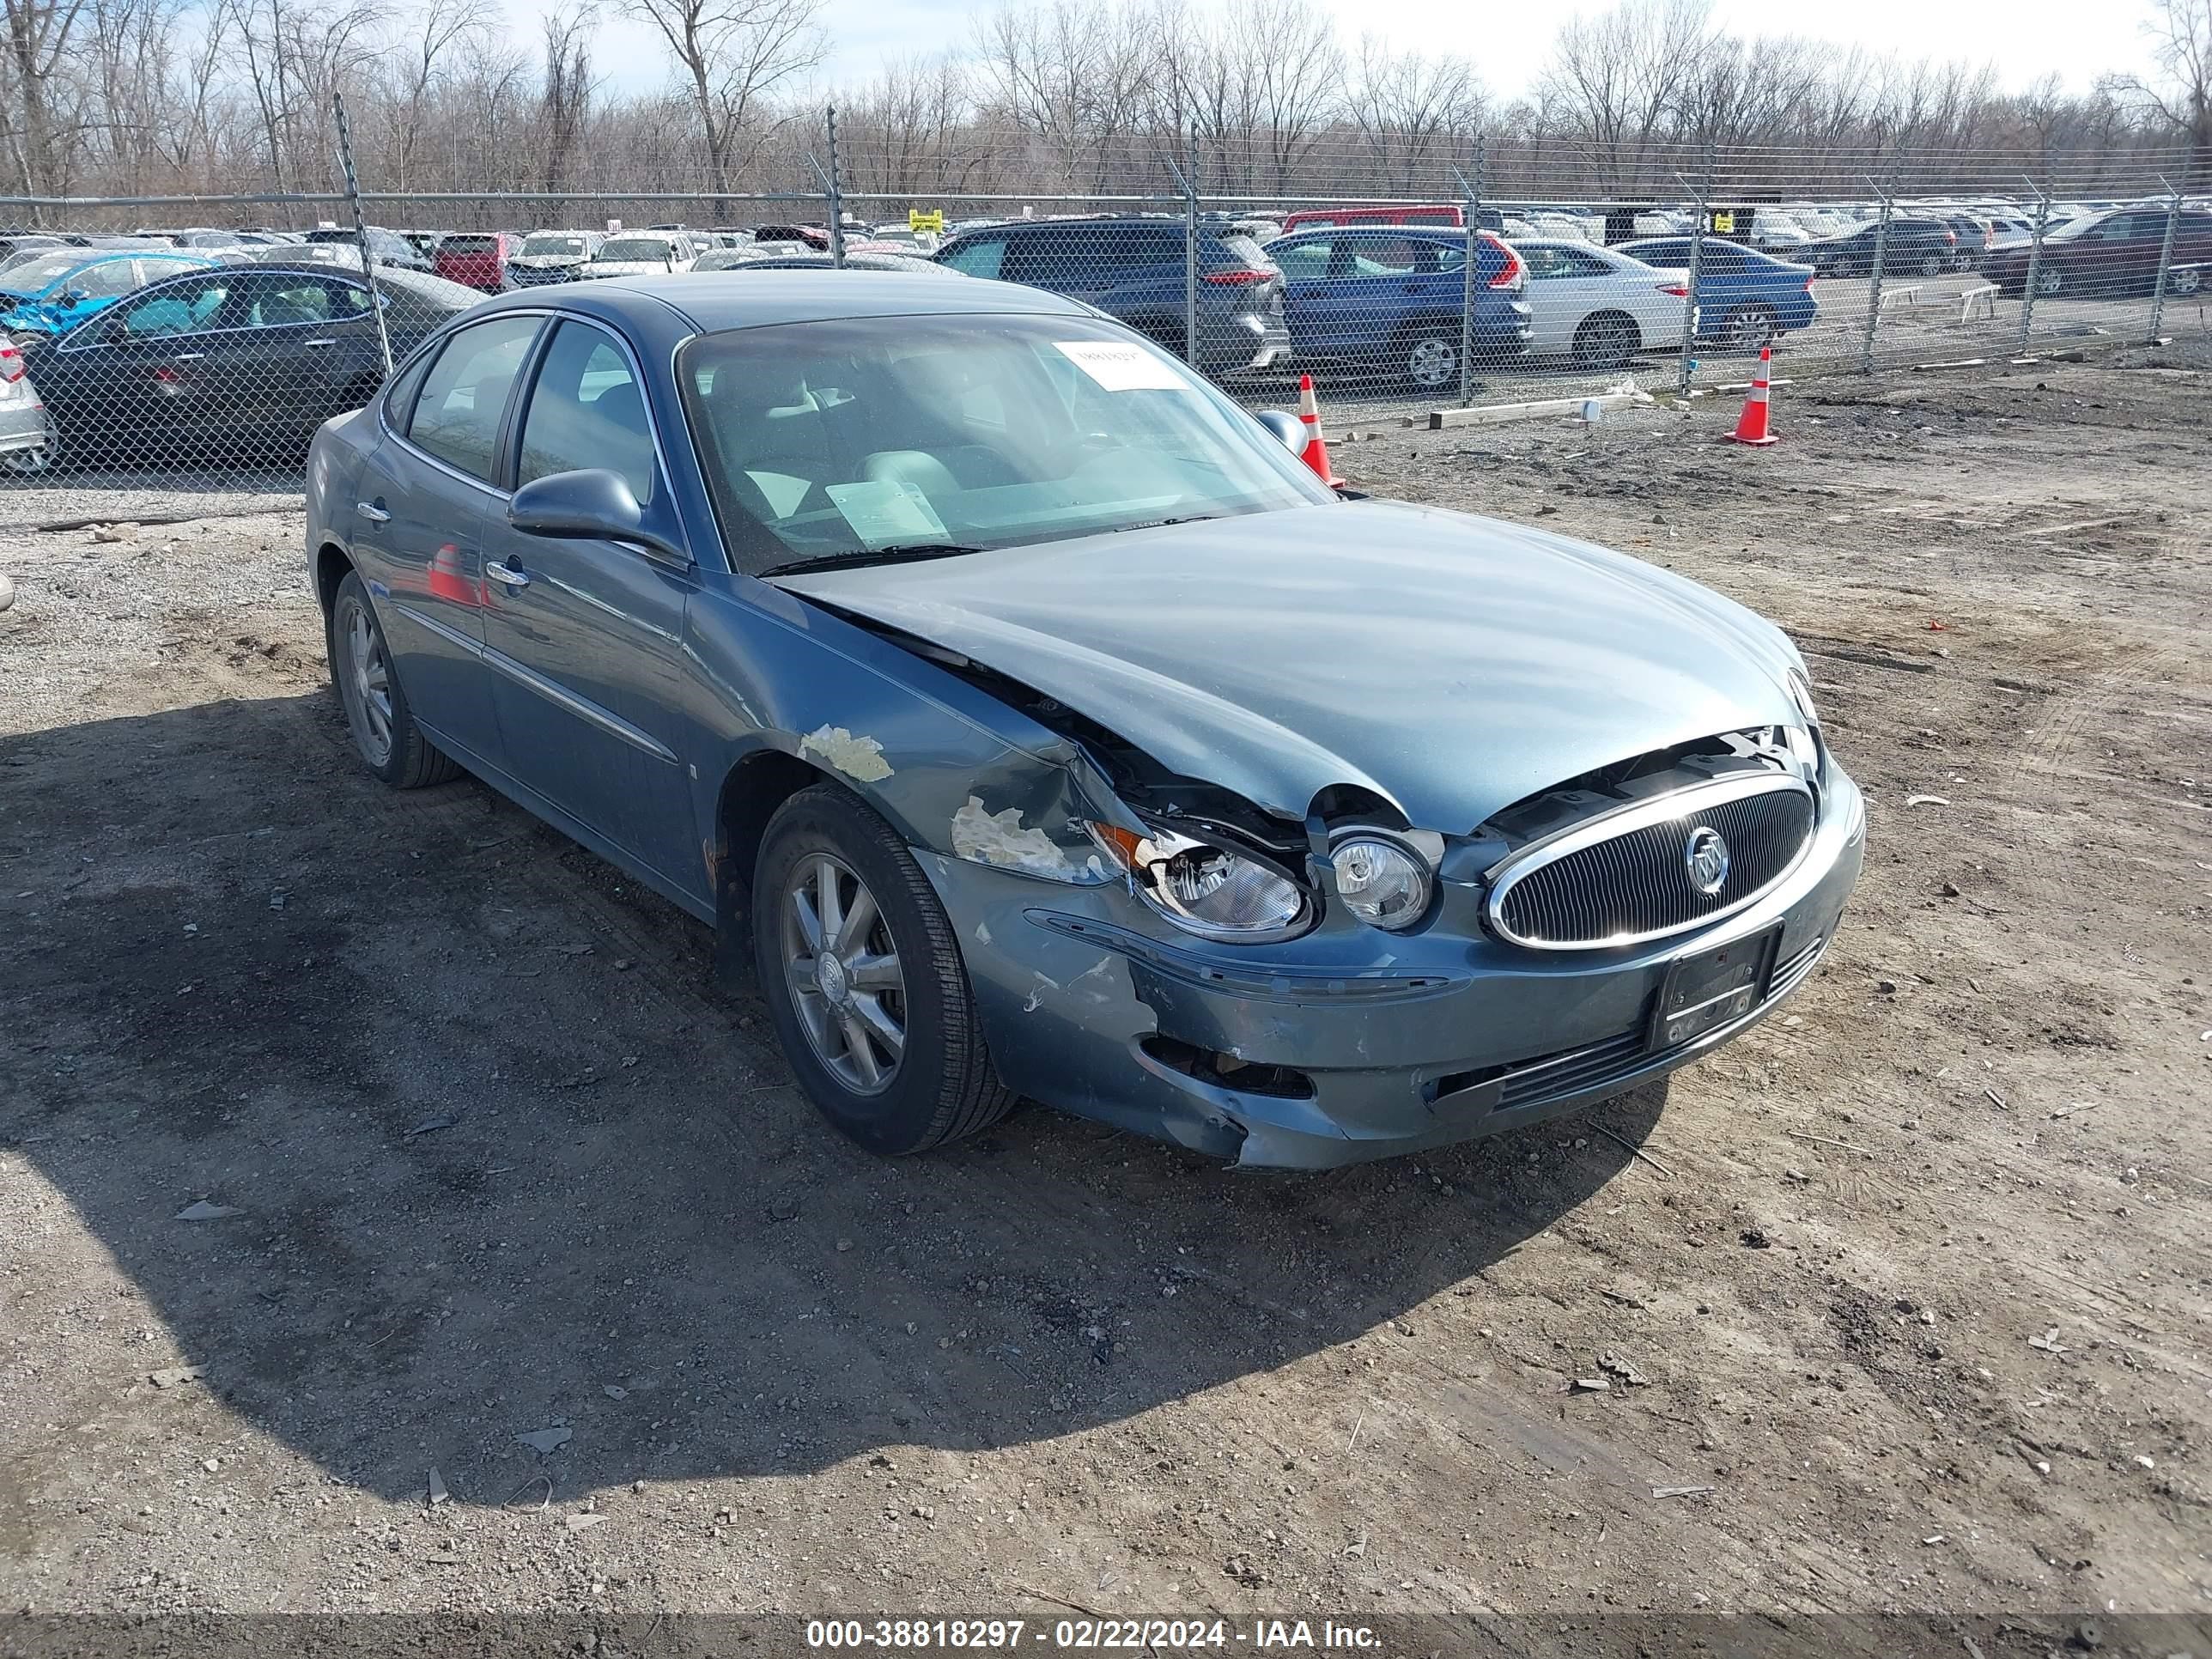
[1454,144,1485,405]
[824,106,847,268]
[1859,180,1893,375]
[331,91,393,379]
[2148,177,2182,342]
[1164,136,1200,368]
[2018,184,2051,352]
[1678,143,1713,398]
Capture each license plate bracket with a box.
[1650,924,1783,1052]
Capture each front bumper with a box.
[927,766,1865,1170]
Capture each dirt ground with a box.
[1,349,2208,1654]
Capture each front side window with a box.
[681,313,1334,575]
[107,275,239,339]
[405,314,542,483]
[516,320,655,504]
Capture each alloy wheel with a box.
[2036,267,2063,298]
[779,851,908,1096]
[1406,335,1458,390]
[337,593,394,767]
[1727,307,1777,354]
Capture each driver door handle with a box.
[302,337,337,349]
[356,501,391,523]
[484,559,531,589]
[171,352,205,362]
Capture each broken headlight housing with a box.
[1084,821,1311,945]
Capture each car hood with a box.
[777,500,1804,831]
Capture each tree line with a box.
[2,0,2205,222]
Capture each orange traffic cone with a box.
[1296,374,1340,485]
[1725,348,1778,447]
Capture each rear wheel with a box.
[753,785,1014,1156]
[328,570,461,788]
[2035,265,2063,299]
[1571,311,1638,370]
[1723,303,1778,355]
[2171,265,2201,296]
[1920,251,1946,277]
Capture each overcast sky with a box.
[543,0,2164,101]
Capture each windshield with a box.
[523,234,590,256]
[1,252,98,295]
[598,238,673,262]
[682,313,1334,575]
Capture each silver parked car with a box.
[508,230,605,286]
[579,232,701,278]
[302,273,1863,1170]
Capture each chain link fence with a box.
[1,123,2207,532]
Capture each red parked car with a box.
[432,231,519,293]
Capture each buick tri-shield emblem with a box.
[1685,825,1731,896]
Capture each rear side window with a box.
[937,236,1006,278]
[405,314,542,483]
[516,320,655,506]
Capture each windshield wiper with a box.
[1112,514,1225,532]
[761,543,987,577]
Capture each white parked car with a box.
[580,233,702,278]
[1511,239,1692,369]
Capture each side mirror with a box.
[1254,409,1304,454]
[507,468,684,562]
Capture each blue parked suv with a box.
[1264,228,1531,389]
[1618,237,1819,353]
[933,218,1291,375]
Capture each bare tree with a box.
[1,0,87,193]
[619,0,825,193]
[1345,35,1485,194]
[2106,0,2211,186]
[539,1,596,204]
[384,0,495,185]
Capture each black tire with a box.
[1571,311,1638,370]
[328,569,461,788]
[753,784,1014,1156]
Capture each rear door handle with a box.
[356,501,391,523]
[171,352,204,362]
[483,559,531,589]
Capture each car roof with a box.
[465,271,1086,333]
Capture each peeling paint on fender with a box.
[800,725,894,782]
[951,796,1079,879]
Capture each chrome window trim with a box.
[1483,770,1817,952]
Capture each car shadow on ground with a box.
[1,690,1668,1505]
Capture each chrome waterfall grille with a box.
[1487,774,1817,950]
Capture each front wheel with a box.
[2171,265,2202,297]
[328,570,461,788]
[1920,251,1946,277]
[753,785,1014,1156]
[1400,327,1461,391]
[2035,266,2063,299]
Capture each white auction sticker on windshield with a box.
[1054,340,1189,391]
[823,479,950,549]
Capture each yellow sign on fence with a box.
[1711,210,1736,234]
[908,210,945,234]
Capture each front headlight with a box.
[1330,834,1432,931]
[1085,822,1310,945]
